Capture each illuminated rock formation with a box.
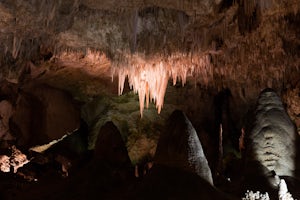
[155,110,213,185]
[0,145,29,173]
[242,88,300,199]
[114,54,212,116]
[0,0,299,199]
[246,89,298,178]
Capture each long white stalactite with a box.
[114,53,212,116]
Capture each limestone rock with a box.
[244,88,299,195]
[155,109,213,185]
[283,83,300,135]
[246,89,297,177]
[11,83,80,149]
[0,100,14,141]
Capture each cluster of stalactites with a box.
[113,53,212,117]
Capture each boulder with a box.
[11,83,80,149]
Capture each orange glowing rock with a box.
[114,53,211,116]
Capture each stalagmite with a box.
[155,110,214,185]
[278,179,294,200]
[245,88,298,187]
[242,190,270,200]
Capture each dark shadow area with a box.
[129,164,237,200]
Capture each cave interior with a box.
[0,0,300,199]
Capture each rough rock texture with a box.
[155,109,213,185]
[0,0,299,199]
[244,89,299,191]
[0,0,298,127]
[81,92,165,163]
[0,100,14,141]
[0,0,298,91]
[283,82,300,135]
[243,88,299,199]
[11,83,81,149]
[0,80,18,103]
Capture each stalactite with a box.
[258,0,273,12]
[4,44,8,55]
[132,9,139,53]
[47,1,56,27]
[246,0,257,16]
[12,34,22,59]
[177,12,187,39]
[218,123,223,174]
[124,9,139,53]
[113,53,211,116]
[118,67,126,95]
[239,128,245,152]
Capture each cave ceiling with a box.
[0,0,299,110]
